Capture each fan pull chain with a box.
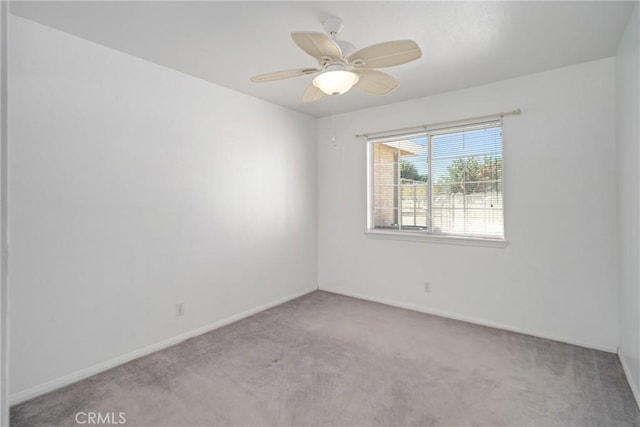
[331,113,337,148]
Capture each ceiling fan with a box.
[250,16,422,103]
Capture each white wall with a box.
[616,3,640,404]
[318,58,618,352]
[8,16,317,398]
[0,1,8,424]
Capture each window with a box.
[367,120,504,242]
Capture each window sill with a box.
[365,230,509,248]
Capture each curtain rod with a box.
[354,108,521,139]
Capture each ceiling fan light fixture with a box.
[312,70,359,96]
[250,20,421,103]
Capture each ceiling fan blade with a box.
[354,69,399,95]
[302,84,326,103]
[291,32,342,61]
[348,40,422,68]
[250,68,320,83]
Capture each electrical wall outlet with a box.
[175,301,185,317]
[424,282,432,293]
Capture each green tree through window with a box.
[400,160,427,182]
[437,156,501,194]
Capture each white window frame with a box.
[366,120,508,248]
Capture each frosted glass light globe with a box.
[312,70,359,96]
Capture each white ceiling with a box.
[10,1,636,118]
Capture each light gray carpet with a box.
[11,291,640,426]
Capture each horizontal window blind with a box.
[368,120,504,240]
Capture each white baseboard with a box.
[320,287,617,354]
[9,287,316,406]
[618,351,640,410]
